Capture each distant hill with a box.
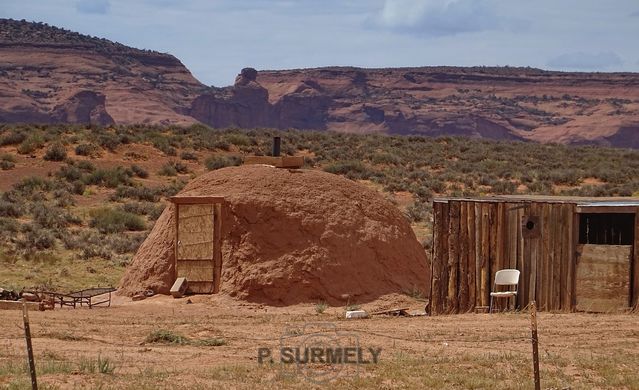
[1,18,639,147]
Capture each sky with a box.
[1,0,638,87]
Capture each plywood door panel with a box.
[176,203,216,294]
[576,244,631,312]
[177,204,215,260]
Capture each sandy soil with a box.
[1,294,638,389]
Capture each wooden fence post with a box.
[22,300,38,390]
[530,300,540,390]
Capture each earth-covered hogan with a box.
[119,165,429,305]
[1,123,639,292]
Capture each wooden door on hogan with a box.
[173,198,223,294]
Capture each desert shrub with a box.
[148,205,165,220]
[323,160,372,179]
[526,180,554,194]
[79,245,112,260]
[145,329,189,345]
[43,142,67,161]
[539,169,582,186]
[180,151,198,161]
[112,186,159,202]
[89,207,146,233]
[405,201,431,223]
[195,338,227,347]
[158,163,177,176]
[213,140,231,151]
[428,179,447,194]
[0,160,15,170]
[1,153,16,162]
[97,134,121,151]
[61,229,100,250]
[77,160,96,172]
[84,167,133,188]
[0,200,23,217]
[32,203,80,229]
[17,134,45,154]
[0,217,20,233]
[224,133,252,147]
[131,164,149,178]
[158,180,187,197]
[371,152,401,165]
[412,186,434,201]
[18,225,56,250]
[422,236,433,251]
[56,165,83,182]
[0,131,26,146]
[205,155,242,170]
[52,189,76,208]
[14,176,54,196]
[174,161,189,174]
[71,180,86,195]
[105,233,145,254]
[491,180,517,195]
[121,201,159,216]
[75,143,100,157]
[315,302,328,314]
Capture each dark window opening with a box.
[579,213,635,245]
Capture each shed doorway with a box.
[171,196,224,294]
[576,212,635,312]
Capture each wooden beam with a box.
[214,203,223,294]
[528,203,539,305]
[480,203,490,307]
[575,206,638,214]
[440,202,450,314]
[540,203,550,311]
[571,209,579,311]
[517,206,526,309]
[170,196,226,204]
[430,201,441,315]
[467,202,476,312]
[244,155,304,168]
[447,201,461,313]
[633,211,639,308]
[489,203,498,307]
[458,202,468,311]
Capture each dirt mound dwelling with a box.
[119,165,429,305]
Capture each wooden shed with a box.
[430,196,639,315]
[170,196,225,294]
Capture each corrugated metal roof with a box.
[433,195,639,206]
[577,201,639,207]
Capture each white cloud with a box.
[547,51,623,70]
[369,0,512,37]
[76,0,110,15]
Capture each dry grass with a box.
[0,297,637,389]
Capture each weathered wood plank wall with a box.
[431,200,579,315]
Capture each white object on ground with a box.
[345,310,368,319]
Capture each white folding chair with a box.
[489,269,520,313]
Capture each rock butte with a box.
[2,19,639,147]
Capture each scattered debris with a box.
[132,289,155,302]
[0,288,19,301]
[170,277,188,298]
[132,293,147,302]
[345,310,368,319]
[370,307,410,317]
